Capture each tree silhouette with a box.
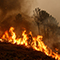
[33,8,49,35]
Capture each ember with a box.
[0,27,60,60]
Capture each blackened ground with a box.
[0,42,55,60]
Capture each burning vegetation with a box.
[0,7,60,60]
[0,26,60,60]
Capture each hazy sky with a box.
[0,0,60,26]
[21,0,60,26]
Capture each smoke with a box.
[0,0,60,53]
[18,0,60,26]
[0,0,20,12]
[0,0,23,22]
[0,0,39,37]
[33,8,60,53]
[0,0,35,22]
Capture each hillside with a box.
[0,42,55,60]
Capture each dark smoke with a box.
[0,0,20,12]
[0,0,21,22]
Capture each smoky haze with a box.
[0,0,20,12]
[0,0,60,25]
[0,0,22,22]
[0,0,60,53]
[20,0,60,26]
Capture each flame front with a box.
[0,27,60,60]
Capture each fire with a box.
[0,27,60,60]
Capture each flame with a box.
[0,27,60,60]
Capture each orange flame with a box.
[0,27,60,60]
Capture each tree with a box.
[33,7,59,39]
[33,8,49,35]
